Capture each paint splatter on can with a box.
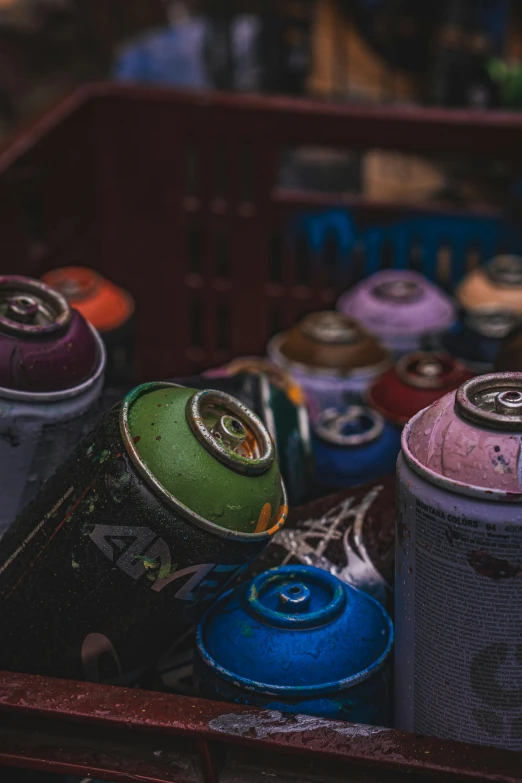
[426,308,518,374]
[195,564,393,724]
[43,266,135,390]
[367,351,475,427]
[178,357,312,505]
[311,405,400,490]
[0,382,286,684]
[0,275,105,533]
[267,311,389,420]
[457,255,522,315]
[396,372,522,750]
[337,270,456,356]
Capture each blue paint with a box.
[311,406,401,489]
[292,208,522,289]
[195,565,393,725]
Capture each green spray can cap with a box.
[121,383,287,539]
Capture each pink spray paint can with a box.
[396,372,522,750]
[337,270,456,356]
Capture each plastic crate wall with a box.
[1,85,522,382]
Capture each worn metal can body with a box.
[396,374,522,750]
[311,406,400,490]
[0,382,286,684]
[267,311,390,420]
[0,276,106,533]
[457,255,522,315]
[199,358,312,505]
[195,565,393,724]
[367,352,474,428]
[43,266,136,390]
[337,270,456,356]
[427,309,518,374]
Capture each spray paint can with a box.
[457,255,522,316]
[367,352,474,428]
[337,270,456,356]
[199,357,312,505]
[0,382,286,684]
[311,405,400,490]
[426,308,519,374]
[195,564,393,724]
[396,372,522,750]
[267,311,389,420]
[0,275,105,534]
[43,266,135,390]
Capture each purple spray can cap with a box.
[0,275,104,394]
[337,270,456,355]
[403,372,522,499]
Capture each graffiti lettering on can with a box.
[88,525,239,598]
[272,486,391,603]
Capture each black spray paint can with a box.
[0,382,286,685]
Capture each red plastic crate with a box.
[1,86,522,782]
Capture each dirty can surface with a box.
[193,357,312,505]
[396,372,522,750]
[195,564,393,725]
[368,351,474,427]
[43,266,136,390]
[0,382,286,684]
[457,255,522,315]
[267,311,389,420]
[0,275,105,533]
[311,405,400,489]
[337,270,456,356]
[428,308,518,374]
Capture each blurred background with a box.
[1,0,521,211]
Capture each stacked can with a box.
[457,255,522,316]
[0,275,105,534]
[195,565,393,725]
[43,266,135,390]
[337,270,456,356]
[267,311,389,420]
[396,373,522,750]
[427,308,519,374]
[0,382,286,683]
[367,352,475,428]
[311,405,400,490]
[201,357,312,505]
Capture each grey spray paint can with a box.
[396,373,522,750]
[0,276,105,533]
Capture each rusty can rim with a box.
[0,322,106,402]
[0,275,71,337]
[401,404,522,501]
[456,373,522,431]
[120,382,288,542]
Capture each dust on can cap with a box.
[457,255,522,315]
[0,275,103,394]
[368,352,475,427]
[124,383,287,536]
[267,311,389,377]
[336,270,456,350]
[43,266,135,334]
[195,564,393,723]
[403,372,522,498]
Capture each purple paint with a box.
[396,372,522,751]
[337,270,456,356]
[0,276,98,392]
